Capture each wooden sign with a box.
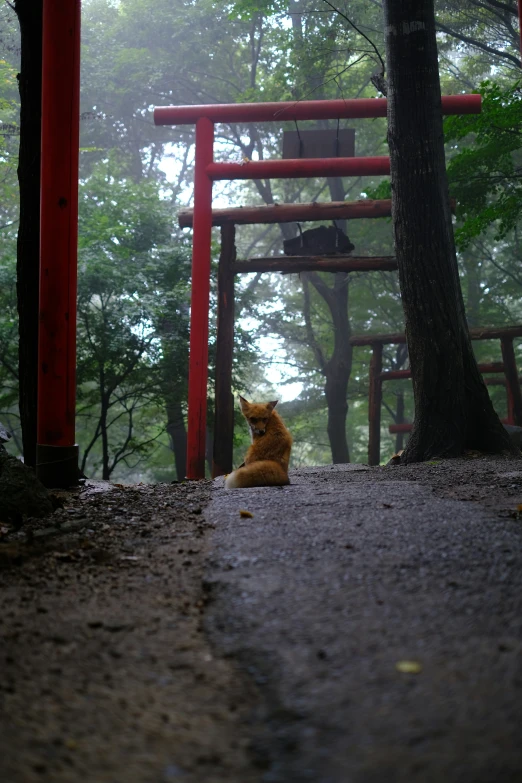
[282,128,355,159]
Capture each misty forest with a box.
[1,0,522,482]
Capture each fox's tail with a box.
[225,460,289,489]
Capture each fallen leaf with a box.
[396,660,422,674]
[239,510,253,519]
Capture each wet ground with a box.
[1,456,522,782]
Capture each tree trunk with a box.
[166,401,187,481]
[205,425,213,477]
[100,400,110,481]
[14,0,43,468]
[322,176,352,463]
[394,391,405,453]
[383,0,516,461]
[325,369,350,463]
[324,270,351,463]
[303,266,352,464]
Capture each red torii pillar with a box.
[36,0,81,487]
[154,95,481,480]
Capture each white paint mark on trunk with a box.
[402,21,426,34]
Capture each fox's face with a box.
[239,396,278,436]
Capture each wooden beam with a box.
[380,363,505,382]
[368,343,383,466]
[389,419,510,434]
[233,256,397,274]
[179,199,395,227]
[179,198,457,228]
[379,369,411,381]
[389,423,412,434]
[484,377,522,386]
[350,332,407,346]
[350,325,522,346]
[212,225,236,478]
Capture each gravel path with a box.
[1,459,522,782]
[0,480,261,783]
[204,461,522,783]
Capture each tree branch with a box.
[436,20,521,68]
[320,0,385,73]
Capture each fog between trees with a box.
[1,0,521,480]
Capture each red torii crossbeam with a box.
[154,95,481,480]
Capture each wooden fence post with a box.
[212,224,236,477]
[368,343,383,465]
[500,337,522,426]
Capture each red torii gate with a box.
[153,95,481,480]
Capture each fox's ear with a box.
[239,395,250,411]
[266,400,278,411]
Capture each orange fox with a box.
[224,396,292,489]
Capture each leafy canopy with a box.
[445,80,522,248]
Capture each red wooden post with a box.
[37,0,81,488]
[186,117,214,479]
[500,337,522,426]
[368,343,383,466]
[389,423,413,434]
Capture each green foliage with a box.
[76,159,193,479]
[3,0,522,474]
[227,0,285,20]
[445,81,522,248]
[365,180,391,200]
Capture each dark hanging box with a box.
[282,128,355,159]
[283,226,355,257]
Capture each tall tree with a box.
[13,0,42,467]
[383,0,517,461]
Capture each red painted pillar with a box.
[36,0,81,487]
[186,117,214,479]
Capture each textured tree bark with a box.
[383,0,516,461]
[324,269,352,464]
[166,401,187,481]
[14,0,43,468]
[213,225,235,477]
[394,390,406,453]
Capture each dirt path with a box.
[204,460,522,782]
[1,457,522,783]
[0,480,261,783]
